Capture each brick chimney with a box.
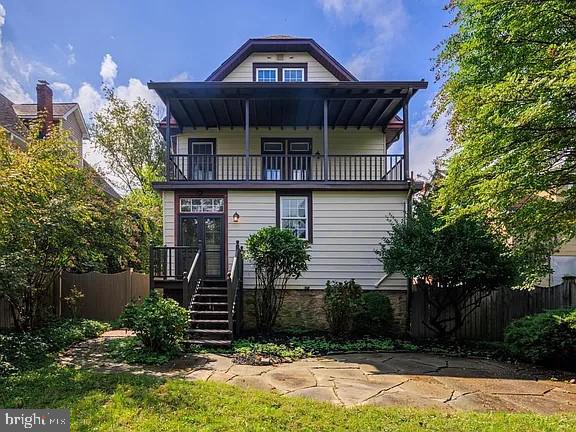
[36,80,53,137]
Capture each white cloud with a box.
[409,105,451,179]
[74,82,104,120]
[317,0,407,79]
[0,3,58,102]
[66,43,76,65]
[99,53,117,86]
[0,3,5,49]
[170,71,190,81]
[51,81,73,99]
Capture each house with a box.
[0,81,120,199]
[148,36,427,345]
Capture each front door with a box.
[180,215,225,279]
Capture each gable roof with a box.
[13,102,89,139]
[13,102,79,118]
[206,37,357,82]
[0,93,27,140]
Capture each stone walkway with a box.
[59,330,576,414]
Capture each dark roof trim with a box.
[206,38,358,82]
[149,80,428,95]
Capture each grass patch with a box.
[1,365,574,431]
[0,319,109,376]
[106,337,180,365]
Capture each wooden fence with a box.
[0,269,149,328]
[410,277,576,340]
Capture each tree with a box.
[0,126,130,330]
[378,200,518,338]
[244,227,310,334]
[91,88,165,192]
[434,0,576,285]
[91,89,164,270]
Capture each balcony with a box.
[167,154,405,183]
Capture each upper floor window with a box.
[283,68,304,82]
[256,68,278,82]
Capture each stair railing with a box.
[227,240,244,336]
[183,243,202,308]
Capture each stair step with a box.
[189,319,229,324]
[188,328,232,334]
[186,339,232,347]
[191,302,228,307]
[194,294,227,298]
[190,310,228,315]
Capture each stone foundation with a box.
[241,289,407,334]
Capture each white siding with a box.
[162,191,175,246]
[227,190,408,291]
[175,128,387,156]
[222,52,339,82]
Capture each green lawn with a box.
[1,366,575,432]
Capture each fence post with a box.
[127,268,133,306]
[563,276,576,307]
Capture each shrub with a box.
[355,292,395,336]
[504,308,576,369]
[107,337,176,365]
[118,291,188,353]
[324,279,363,338]
[244,227,310,334]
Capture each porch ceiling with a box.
[148,81,427,130]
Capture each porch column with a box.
[323,99,329,181]
[244,99,250,180]
[402,91,411,181]
[165,98,171,179]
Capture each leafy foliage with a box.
[0,126,130,330]
[106,337,177,365]
[504,308,576,369]
[0,319,109,376]
[324,279,363,338]
[434,0,576,285]
[354,292,396,337]
[244,227,310,334]
[91,88,165,193]
[118,292,188,353]
[378,200,518,338]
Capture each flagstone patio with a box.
[59,330,576,414]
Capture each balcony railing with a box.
[167,154,405,182]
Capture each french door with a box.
[179,214,224,279]
[261,138,312,180]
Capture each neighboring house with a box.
[0,81,120,199]
[148,36,427,345]
[543,239,576,287]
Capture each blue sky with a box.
[0,0,453,176]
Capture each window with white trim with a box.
[180,198,224,213]
[283,68,305,82]
[256,68,278,82]
[279,196,309,240]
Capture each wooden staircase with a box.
[186,280,233,347]
[150,242,243,349]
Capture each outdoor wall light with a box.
[232,212,240,223]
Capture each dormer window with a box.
[256,68,278,82]
[283,68,304,82]
[253,63,308,82]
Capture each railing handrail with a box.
[167,154,406,182]
[184,246,202,308]
[227,240,243,334]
